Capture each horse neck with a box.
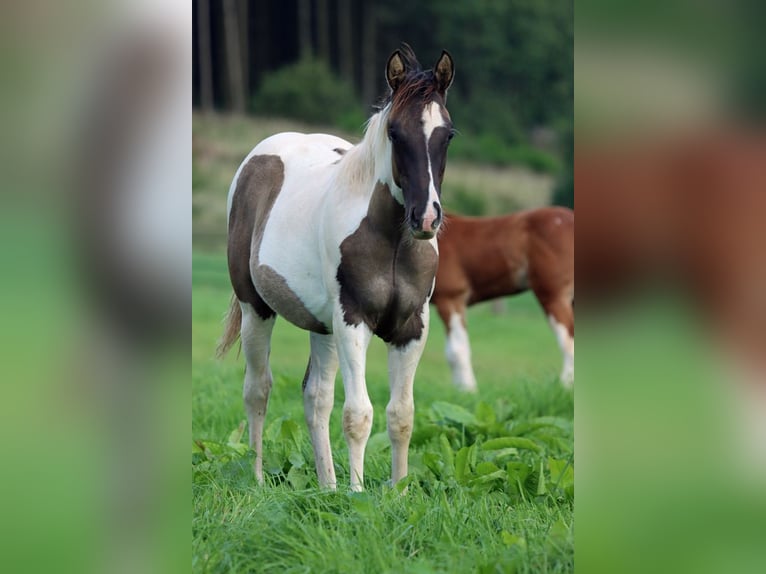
[334,105,396,198]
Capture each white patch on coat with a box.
[445,312,477,392]
[548,315,574,387]
[251,132,365,328]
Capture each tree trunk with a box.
[253,0,269,91]
[197,0,214,112]
[238,0,249,108]
[298,0,312,59]
[338,0,353,84]
[361,0,377,107]
[222,0,245,113]
[316,0,330,64]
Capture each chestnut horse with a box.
[217,45,455,491]
[431,208,574,391]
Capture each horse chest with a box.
[337,227,438,346]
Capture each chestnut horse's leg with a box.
[240,302,277,483]
[386,304,430,484]
[302,333,339,489]
[437,301,478,392]
[539,293,574,387]
[333,311,374,491]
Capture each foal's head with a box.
[385,44,455,240]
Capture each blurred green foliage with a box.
[378,0,572,157]
[252,57,361,126]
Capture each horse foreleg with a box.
[334,314,373,491]
[303,333,339,489]
[386,305,429,484]
[240,302,276,483]
[441,305,478,392]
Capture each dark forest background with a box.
[192,0,573,207]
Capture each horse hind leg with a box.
[439,303,478,392]
[240,301,276,483]
[302,333,339,489]
[541,290,574,387]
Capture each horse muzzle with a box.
[408,202,442,240]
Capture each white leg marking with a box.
[303,333,339,489]
[387,304,429,484]
[445,312,478,392]
[548,315,574,387]
[240,302,276,483]
[333,312,374,491]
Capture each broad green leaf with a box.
[280,419,301,445]
[475,401,496,425]
[423,451,443,477]
[411,424,454,445]
[548,457,574,488]
[264,416,285,443]
[287,465,309,489]
[469,470,506,485]
[475,461,500,476]
[366,431,391,454]
[486,447,519,461]
[351,493,374,516]
[483,437,542,452]
[430,402,478,427]
[506,461,531,484]
[455,446,470,482]
[468,443,478,469]
[288,450,305,469]
[263,451,284,475]
[226,420,246,445]
[548,517,571,547]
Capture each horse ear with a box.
[434,50,454,96]
[386,50,407,92]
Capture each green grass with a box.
[193,251,573,573]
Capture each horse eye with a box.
[448,130,456,141]
[388,127,398,141]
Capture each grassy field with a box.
[192,251,573,573]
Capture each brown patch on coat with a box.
[227,154,329,333]
[227,154,283,321]
[336,182,438,347]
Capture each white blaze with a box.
[420,103,446,228]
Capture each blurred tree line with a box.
[193,0,573,206]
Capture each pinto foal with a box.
[431,208,574,391]
[217,45,455,491]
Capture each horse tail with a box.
[216,294,241,358]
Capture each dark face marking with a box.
[384,46,455,239]
[388,97,452,238]
[336,182,438,347]
[227,154,328,333]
